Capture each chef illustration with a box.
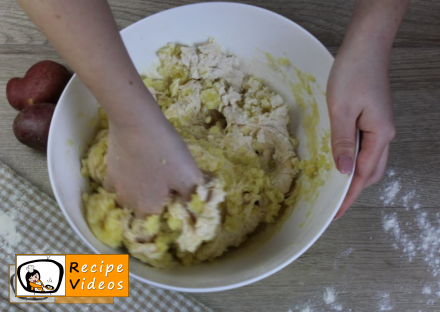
[25,265,51,292]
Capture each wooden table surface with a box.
[1,1,440,311]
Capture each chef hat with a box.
[26,265,34,273]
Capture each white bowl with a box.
[48,2,355,292]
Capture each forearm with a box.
[17,0,161,126]
[342,0,410,62]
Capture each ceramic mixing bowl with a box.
[48,2,355,292]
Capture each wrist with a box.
[339,21,393,70]
[343,18,393,59]
[338,36,391,71]
[341,0,409,63]
[104,86,166,129]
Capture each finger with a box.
[103,175,115,193]
[334,131,390,220]
[328,104,357,174]
[333,170,364,220]
[171,167,203,202]
[172,185,194,202]
[356,129,393,185]
[365,145,389,187]
[133,183,169,218]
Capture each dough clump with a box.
[81,39,300,268]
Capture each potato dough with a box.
[81,39,300,268]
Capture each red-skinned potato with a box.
[13,103,56,152]
[6,60,71,111]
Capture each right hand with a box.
[327,41,396,220]
[104,97,203,219]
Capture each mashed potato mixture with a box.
[81,39,300,268]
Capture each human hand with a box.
[104,98,203,219]
[327,43,395,220]
[15,0,203,219]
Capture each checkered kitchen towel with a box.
[0,160,213,312]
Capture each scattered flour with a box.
[341,247,354,257]
[323,287,336,304]
[383,212,440,277]
[287,287,346,312]
[383,209,440,305]
[380,169,420,209]
[415,212,440,277]
[380,168,440,309]
[285,167,433,312]
[334,247,355,269]
[383,213,417,261]
[422,285,432,295]
[289,305,313,312]
[0,211,22,254]
[377,292,393,311]
[383,213,399,236]
[380,180,401,205]
[402,190,415,210]
[323,287,344,311]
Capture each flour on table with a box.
[287,287,347,312]
[402,190,416,210]
[293,306,312,312]
[341,247,354,257]
[286,167,434,312]
[383,213,416,261]
[422,285,432,295]
[323,287,336,304]
[381,168,420,209]
[381,168,440,309]
[387,169,395,178]
[334,247,355,269]
[380,180,401,205]
[377,292,393,311]
[323,287,344,311]
[383,207,440,303]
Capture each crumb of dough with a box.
[278,57,292,67]
[81,38,300,268]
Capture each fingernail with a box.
[338,155,353,174]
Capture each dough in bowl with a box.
[81,39,300,268]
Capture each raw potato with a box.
[6,60,71,110]
[13,103,55,151]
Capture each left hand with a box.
[327,40,395,220]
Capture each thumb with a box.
[329,110,357,174]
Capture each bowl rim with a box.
[48,1,357,293]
